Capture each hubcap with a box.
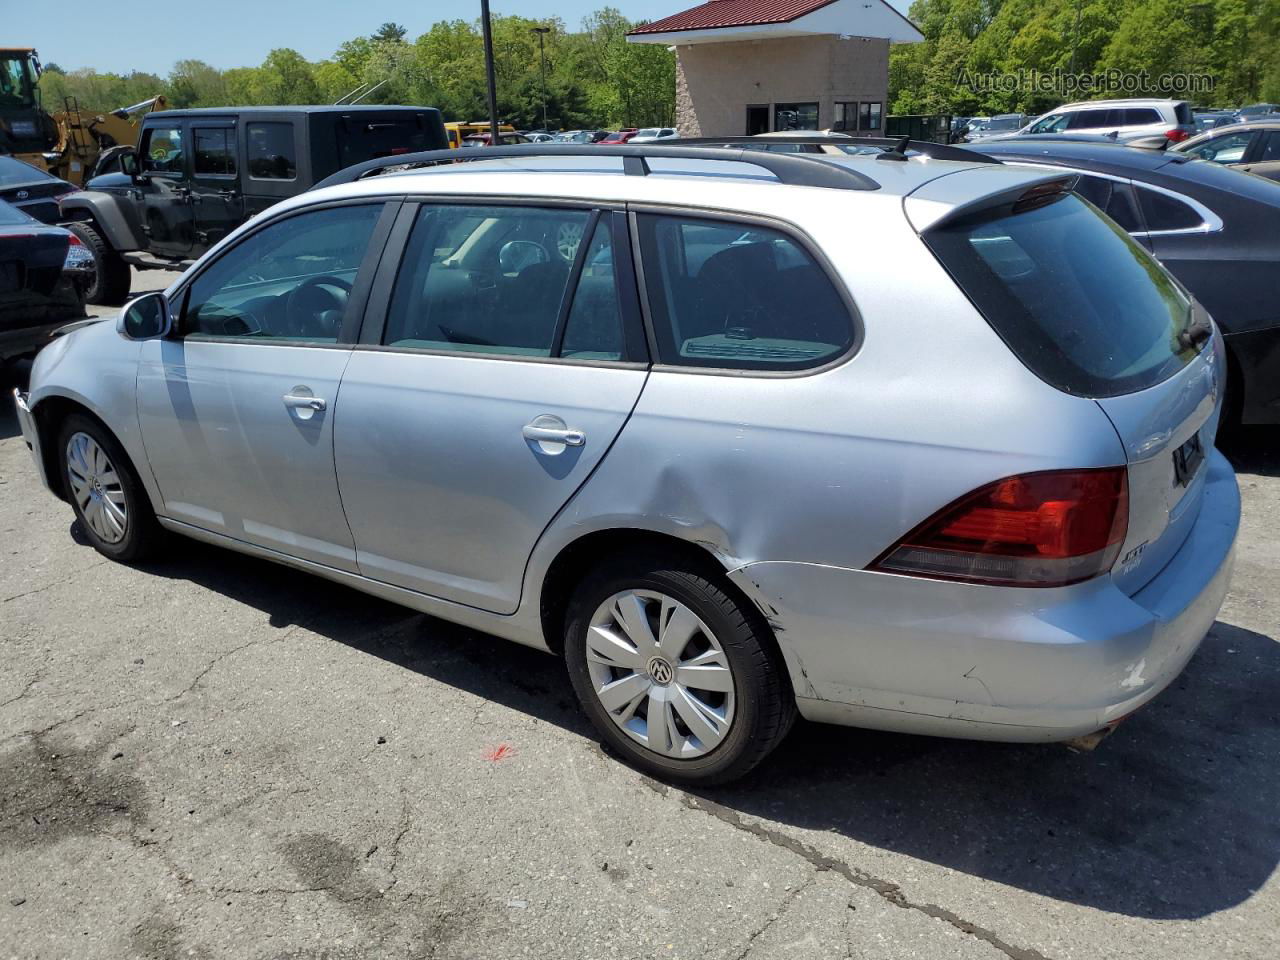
[66,432,127,544]
[586,590,736,759]
[556,221,584,262]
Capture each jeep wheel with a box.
[68,221,131,306]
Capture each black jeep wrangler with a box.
[59,105,447,304]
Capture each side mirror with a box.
[120,150,140,178]
[117,292,172,340]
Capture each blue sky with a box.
[6,0,913,76]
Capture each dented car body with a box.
[13,145,1239,782]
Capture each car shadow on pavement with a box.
[139,535,1280,923]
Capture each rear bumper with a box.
[732,448,1240,741]
[12,388,50,492]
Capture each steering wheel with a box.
[284,275,353,339]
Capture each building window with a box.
[746,105,770,136]
[860,102,883,132]
[833,102,856,133]
[774,102,819,132]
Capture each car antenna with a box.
[877,136,911,162]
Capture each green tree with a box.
[168,59,226,108]
[256,48,320,104]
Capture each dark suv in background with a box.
[59,105,447,303]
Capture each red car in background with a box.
[597,129,640,145]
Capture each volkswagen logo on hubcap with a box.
[647,656,674,685]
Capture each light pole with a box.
[531,26,550,132]
[480,0,500,143]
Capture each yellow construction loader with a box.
[1,47,166,185]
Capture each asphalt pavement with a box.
[2,278,1277,959]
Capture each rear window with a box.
[925,192,1200,398]
[337,115,436,166]
[0,156,54,186]
[0,200,33,225]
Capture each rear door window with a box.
[635,214,854,370]
[383,204,625,361]
[193,127,236,175]
[924,192,1200,397]
[1068,109,1112,129]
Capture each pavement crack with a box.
[2,560,109,604]
[733,877,815,960]
[664,786,1054,960]
[163,626,301,703]
[0,673,41,709]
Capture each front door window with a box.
[183,204,381,342]
[140,126,185,176]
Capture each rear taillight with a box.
[1165,128,1190,143]
[871,467,1129,587]
[66,232,83,246]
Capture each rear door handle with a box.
[283,394,326,411]
[522,423,584,446]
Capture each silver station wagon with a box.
[14,144,1240,784]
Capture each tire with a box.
[57,413,164,563]
[67,221,131,306]
[564,552,796,785]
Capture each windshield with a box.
[926,192,1200,397]
[0,54,37,108]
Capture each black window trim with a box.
[168,196,401,348]
[352,194,650,368]
[625,202,863,379]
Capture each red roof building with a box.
[627,0,922,138]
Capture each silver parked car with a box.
[13,144,1239,784]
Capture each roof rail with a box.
[671,135,1001,165]
[311,143,882,192]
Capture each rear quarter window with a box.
[1137,187,1204,231]
[635,214,854,371]
[924,192,1201,398]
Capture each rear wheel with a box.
[564,553,795,785]
[67,221,131,306]
[57,414,164,563]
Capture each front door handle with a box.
[522,423,585,446]
[283,393,326,411]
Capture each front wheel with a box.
[67,221,130,306]
[564,554,796,785]
[57,413,164,563]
